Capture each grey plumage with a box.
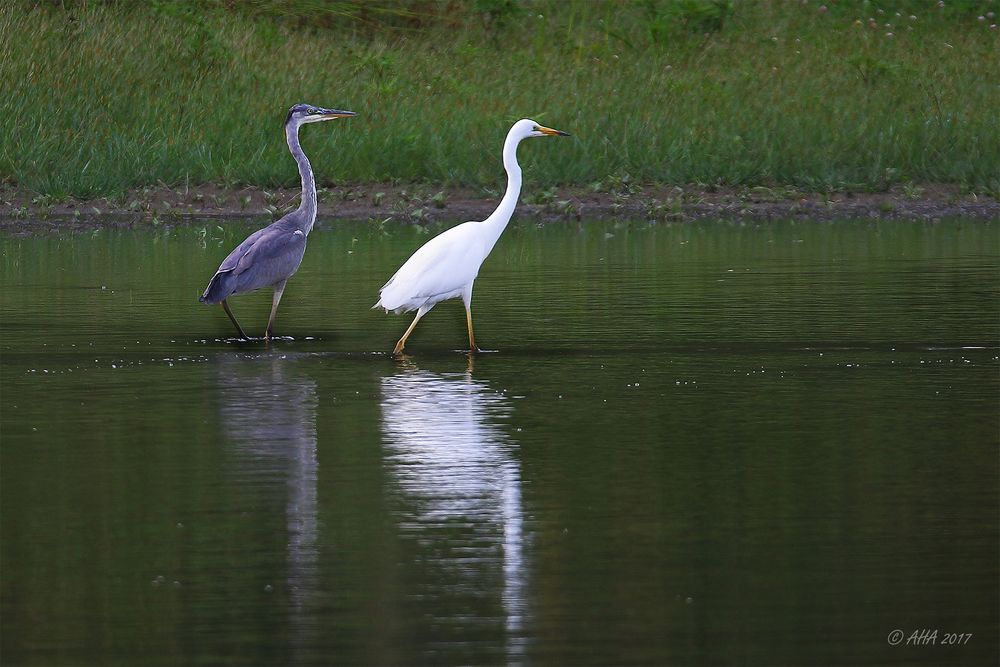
[200,103,355,340]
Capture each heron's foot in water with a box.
[221,300,251,341]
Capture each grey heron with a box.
[374,118,569,354]
[200,103,356,340]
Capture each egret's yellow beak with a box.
[537,125,570,137]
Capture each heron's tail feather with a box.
[200,270,235,304]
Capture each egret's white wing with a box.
[377,221,488,312]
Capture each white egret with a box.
[374,118,569,354]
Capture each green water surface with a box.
[1,218,997,666]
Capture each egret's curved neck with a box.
[482,131,524,251]
[286,120,317,233]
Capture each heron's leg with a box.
[265,280,288,341]
[222,300,250,340]
[393,308,427,355]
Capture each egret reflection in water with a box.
[380,361,529,661]
[216,354,319,655]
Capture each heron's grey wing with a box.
[201,226,275,302]
[229,227,309,292]
[216,227,269,274]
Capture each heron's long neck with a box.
[286,121,316,233]
[481,132,523,252]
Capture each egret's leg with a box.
[265,280,288,341]
[222,300,250,340]
[462,285,480,353]
[393,308,427,355]
[465,305,480,353]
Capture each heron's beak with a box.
[537,125,570,137]
[320,108,357,119]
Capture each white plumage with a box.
[375,118,569,354]
[377,222,489,313]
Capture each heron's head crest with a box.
[286,104,357,126]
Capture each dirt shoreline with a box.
[1,183,997,233]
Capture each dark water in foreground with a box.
[1,218,998,666]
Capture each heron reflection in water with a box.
[380,359,529,661]
[216,354,319,657]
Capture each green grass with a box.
[1,0,998,199]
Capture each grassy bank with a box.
[1,1,998,200]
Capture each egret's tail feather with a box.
[372,300,402,314]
